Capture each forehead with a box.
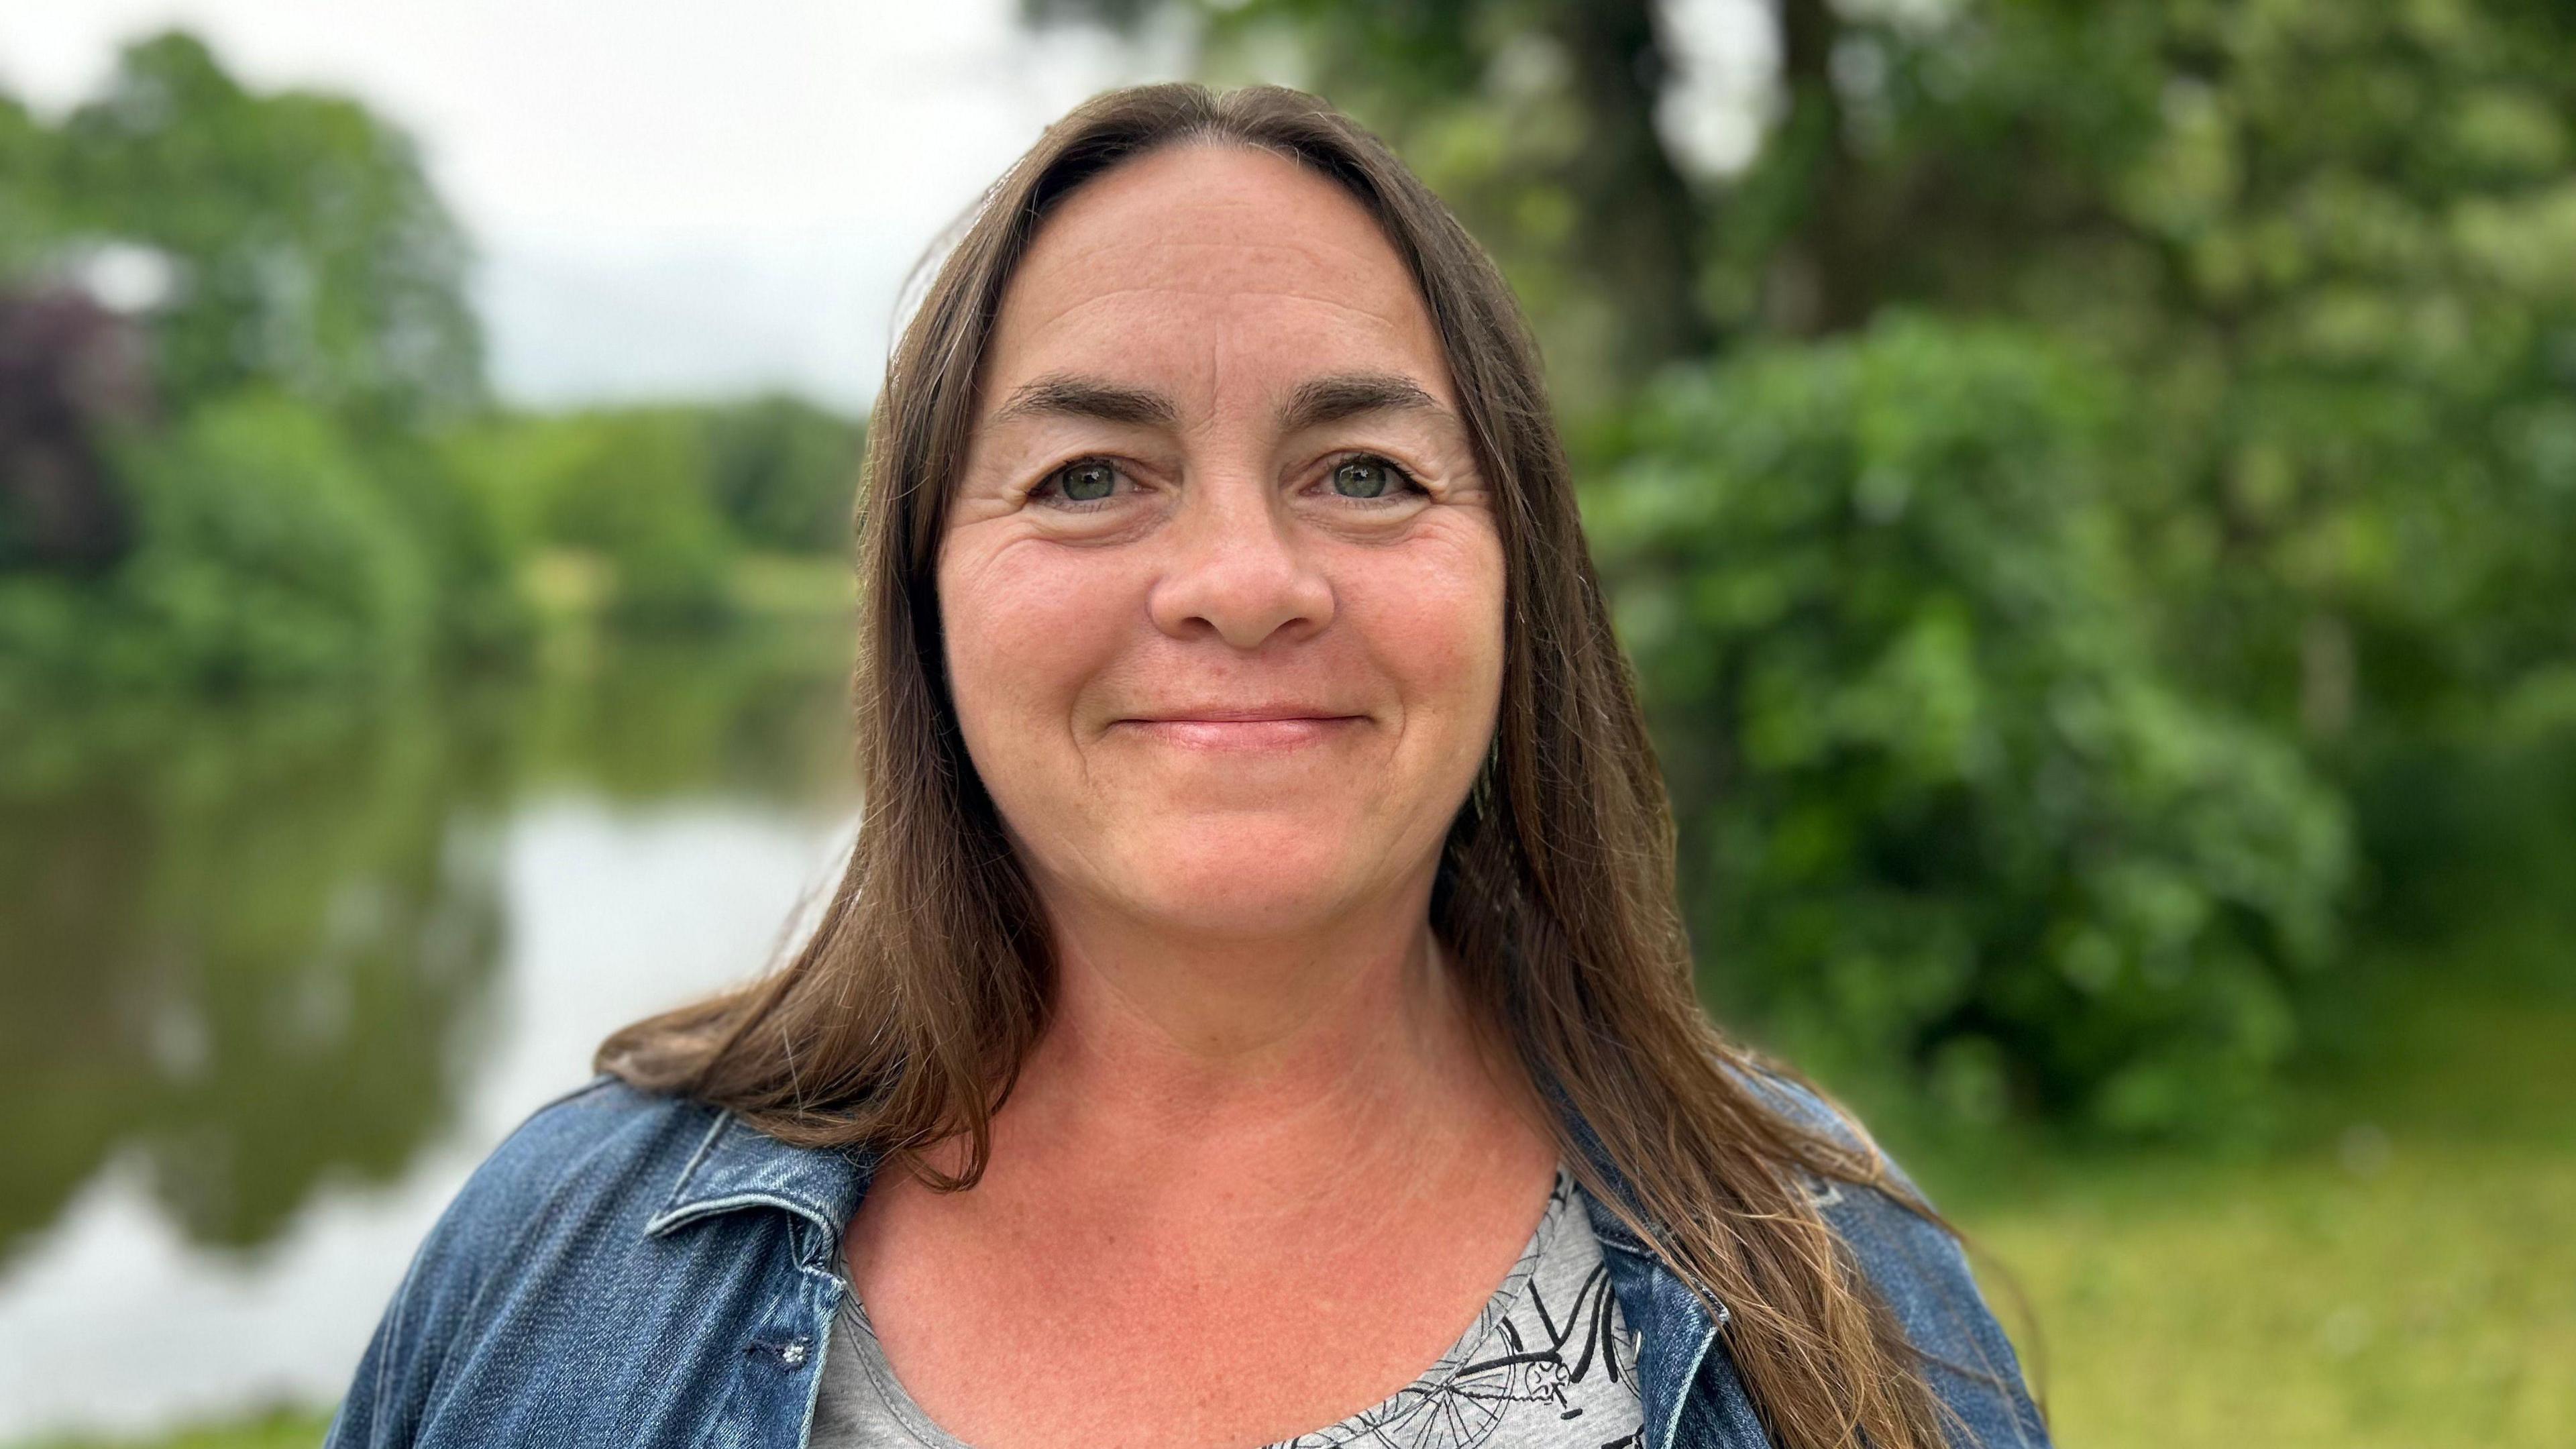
[979,142,1454,417]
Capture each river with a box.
[0,631,862,1442]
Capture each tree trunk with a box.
[1552,0,1717,370]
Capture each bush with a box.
[1589,316,2350,1136]
[366,433,535,663]
[0,392,437,694]
[534,409,735,627]
[704,393,863,555]
[453,407,737,627]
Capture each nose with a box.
[1146,476,1335,649]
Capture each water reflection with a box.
[0,628,859,1440]
[1,690,508,1263]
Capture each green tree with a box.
[1590,317,2349,1136]
[1812,1,2576,753]
[47,31,484,428]
[0,93,56,272]
[109,392,435,688]
[703,392,864,555]
[1,34,527,696]
[455,406,737,626]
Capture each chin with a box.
[1108,818,1388,938]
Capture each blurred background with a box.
[1,2,2569,1446]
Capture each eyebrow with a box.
[985,370,1451,434]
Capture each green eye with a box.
[1056,462,1117,502]
[1331,458,1395,498]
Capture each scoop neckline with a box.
[830,1163,1585,1449]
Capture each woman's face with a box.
[938,142,1504,942]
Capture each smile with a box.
[1111,714,1366,750]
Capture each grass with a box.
[724,550,857,622]
[15,1411,331,1449]
[1940,940,2576,1449]
[1957,1114,2573,1446]
[521,548,855,631]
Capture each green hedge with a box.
[1591,317,2350,1136]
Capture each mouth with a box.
[1110,707,1367,751]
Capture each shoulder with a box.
[324,1075,731,1447]
[1725,1057,2054,1448]
[1723,1057,1881,1163]
[414,1074,720,1275]
[1722,1059,1957,1306]
[454,1073,716,1212]
[374,1071,722,1318]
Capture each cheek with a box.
[1344,523,1507,738]
[938,538,1127,761]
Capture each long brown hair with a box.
[602,81,2002,1449]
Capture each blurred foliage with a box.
[1027,0,2576,1137]
[455,405,735,627]
[0,95,54,273]
[704,393,867,555]
[42,32,482,429]
[443,395,862,627]
[0,34,865,704]
[0,28,510,699]
[0,288,147,572]
[1591,317,2348,1136]
[1,393,433,692]
[1805,0,2576,757]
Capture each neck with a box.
[974,873,1546,1212]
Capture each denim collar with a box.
[641,1094,1728,1449]
[641,1108,874,1242]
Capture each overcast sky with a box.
[1,1,1770,413]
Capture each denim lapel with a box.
[1556,1085,1774,1449]
[640,1105,879,1242]
[1591,1208,1723,1449]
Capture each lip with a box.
[1124,703,1360,722]
[1111,706,1366,751]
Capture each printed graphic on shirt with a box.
[1263,1169,1645,1449]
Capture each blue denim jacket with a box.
[325,1071,2049,1448]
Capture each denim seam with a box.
[1597,1233,1733,1328]
[645,1111,737,1236]
[792,1267,847,1449]
[649,1189,845,1240]
[1662,1322,1718,1449]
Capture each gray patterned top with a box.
[810,1164,1647,1449]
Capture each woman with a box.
[326,83,2049,1449]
